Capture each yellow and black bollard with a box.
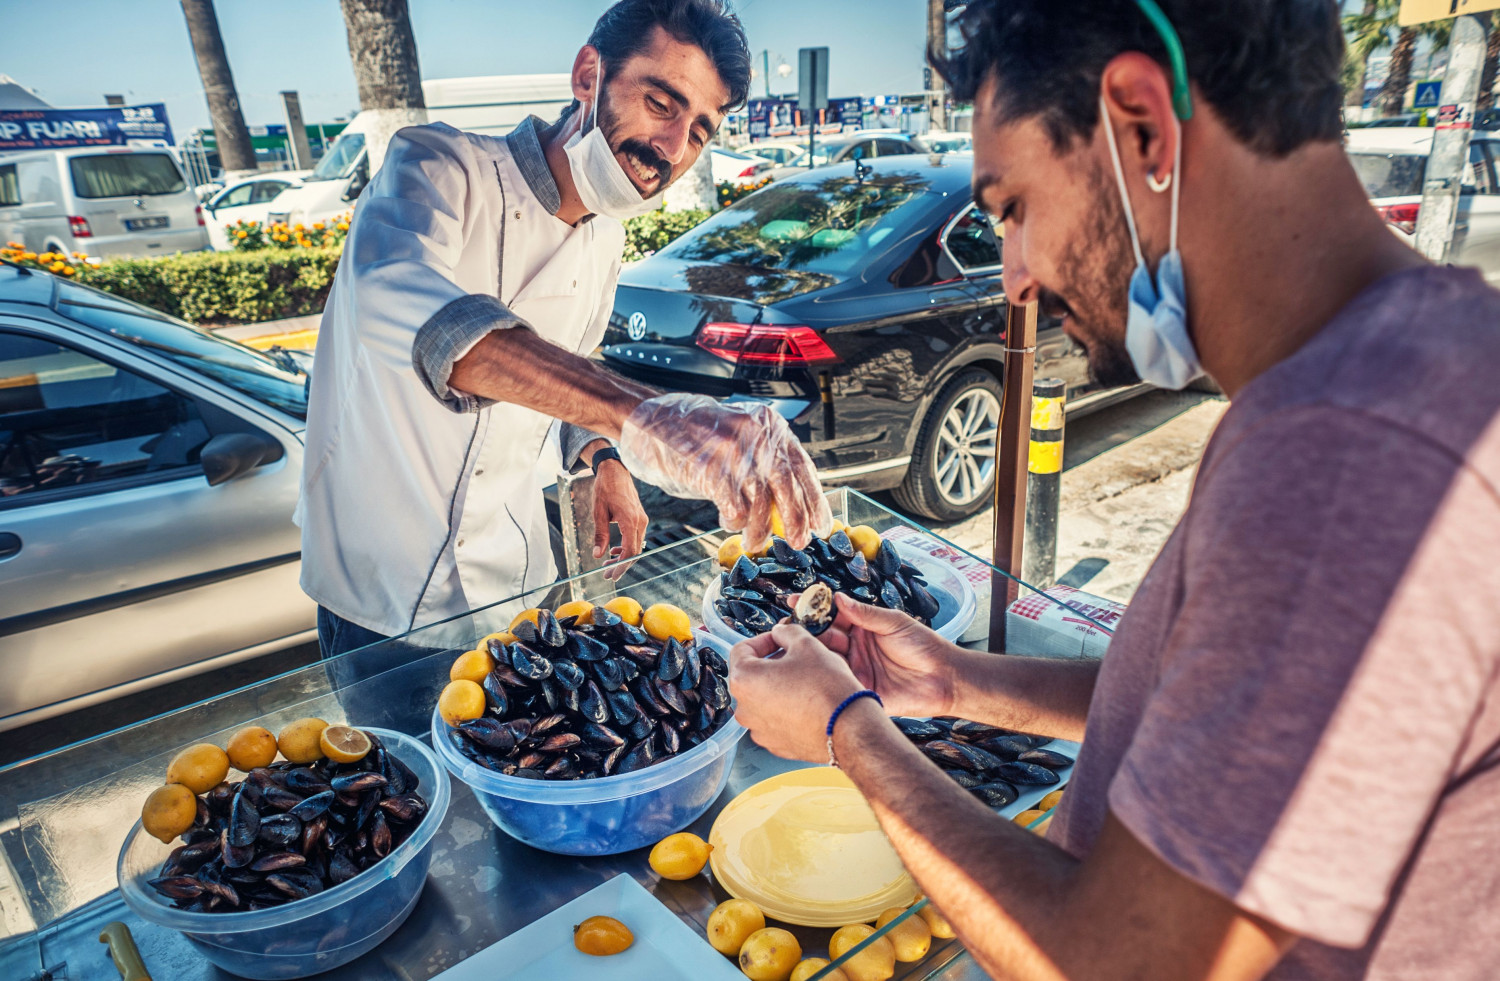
[1022,378,1065,587]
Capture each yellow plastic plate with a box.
[708,767,918,927]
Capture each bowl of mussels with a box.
[430,598,745,856]
[117,725,450,980]
[702,524,977,648]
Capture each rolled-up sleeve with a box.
[342,123,525,413]
[560,423,609,469]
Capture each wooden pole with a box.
[989,301,1038,648]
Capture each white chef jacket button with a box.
[474,466,484,476]
[572,280,577,288]
[514,210,522,220]
[457,538,465,548]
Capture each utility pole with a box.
[180,0,256,174]
[339,0,427,174]
[1415,14,1488,261]
[927,0,948,131]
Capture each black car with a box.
[602,155,1144,522]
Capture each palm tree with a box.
[1343,0,1451,117]
[1381,26,1420,116]
[180,0,255,173]
[1344,0,1381,107]
[1480,16,1500,112]
[338,0,427,172]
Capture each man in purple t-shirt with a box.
[728,2,1500,979]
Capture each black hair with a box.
[931,0,1345,157]
[560,0,752,122]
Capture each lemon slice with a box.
[319,725,372,763]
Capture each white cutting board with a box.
[432,873,743,981]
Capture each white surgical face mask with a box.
[564,61,666,220]
[1099,96,1202,390]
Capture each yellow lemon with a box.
[717,534,746,569]
[449,647,496,684]
[276,717,330,765]
[707,898,765,956]
[573,915,634,956]
[1039,789,1065,811]
[165,743,230,795]
[603,596,644,626]
[554,600,595,625]
[224,726,277,772]
[738,927,801,981]
[769,503,788,539]
[480,629,516,649]
[648,831,712,880]
[509,608,544,631]
[642,603,693,644]
[829,924,896,981]
[874,907,933,962]
[141,783,199,844]
[913,898,955,940]
[791,959,849,981]
[829,518,848,535]
[1012,808,1046,827]
[319,725,372,764]
[845,526,883,562]
[438,680,486,727]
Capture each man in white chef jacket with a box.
[298,0,830,656]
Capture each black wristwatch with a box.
[589,446,623,472]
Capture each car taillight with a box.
[1377,202,1420,235]
[67,216,92,238]
[196,204,206,226]
[737,165,759,178]
[696,323,840,366]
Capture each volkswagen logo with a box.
[627,311,648,341]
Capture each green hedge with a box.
[73,208,714,325]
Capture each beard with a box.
[1039,159,1141,388]
[592,90,675,197]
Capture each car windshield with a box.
[1348,151,1428,197]
[69,153,186,198]
[308,131,364,181]
[55,282,309,420]
[659,170,938,279]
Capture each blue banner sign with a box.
[0,103,175,151]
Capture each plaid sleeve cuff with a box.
[411,293,523,413]
[561,423,610,469]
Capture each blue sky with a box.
[3,0,931,134]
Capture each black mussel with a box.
[512,768,546,780]
[580,721,626,748]
[591,656,628,691]
[257,813,302,848]
[285,768,331,795]
[511,618,542,645]
[481,671,510,716]
[245,767,283,791]
[176,838,221,871]
[827,529,855,558]
[729,554,760,588]
[698,669,731,711]
[150,875,205,900]
[701,647,729,676]
[543,756,576,780]
[197,866,241,906]
[538,732,582,752]
[618,739,656,773]
[906,582,941,622]
[793,582,835,636]
[975,735,1033,761]
[552,659,586,690]
[508,718,535,740]
[771,536,812,570]
[516,750,548,770]
[194,798,212,829]
[756,561,800,580]
[850,586,875,603]
[228,787,260,848]
[1028,735,1053,748]
[971,781,1021,808]
[591,606,623,629]
[538,676,562,712]
[509,642,554,680]
[632,676,671,717]
[220,830,255,870]
[653,675,689,715]
[994,761,1061,786]
[568,630,612,662]
[260,786,303,813]
[579,680,610,724]
[1017,748,1074,770]
[621,643,659,668]
[749,576,789,599]
[607,688,641,727]
[846,551,872,583]
[893,717,946,740]
[878,579,905,612]
[370,811,393,857]
[531,712,568,736]
[329,848,360,885]
[950,720,1009,741]
[602,743,627,776]
[487,661,531,688]
[728,601,778,633]
[691,698,716,732]
[301,814,328,857]
[379,795,429,823]
[921,739,1005,772]
[722,587,766,602]
[678,645,702,691]
[536,609,567,648]
[458,717,517,754]
[873,541,903,578]
[206,781,235,815]
[619,658,641,683]
[267,869,324,899]
[660,723,681,755]
[943,768,982,789]
[250,851,307,872]
[657,637,687,682]
[788,571,817,591]
[330,772,388,794]
[562,683,582,714]
[626,714,655,741]
[713,704,735,727]
[726,619,756,638]
[556,614,579,629]
[289,790,334,822]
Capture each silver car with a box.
[0,263,313,732]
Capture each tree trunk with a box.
[180,0,256,174]
[1381,28,1418,117]
[1347,0,1379,108]
[927,0,947,131]
[339,0,427,174]
[1480,18,1500,112]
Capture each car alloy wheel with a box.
[894,368,1004,523]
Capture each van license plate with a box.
[125,216,169,231]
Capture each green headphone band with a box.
[1133,0,1194,120]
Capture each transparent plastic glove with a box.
[618,393,832,548]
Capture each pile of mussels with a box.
[447,607,734,779]
[894,717,1075,810]
[149,734,429,912]
[714,531,942,638]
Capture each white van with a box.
[0,145,209,259]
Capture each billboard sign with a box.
[0,103,174,151]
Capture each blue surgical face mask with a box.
[1099,96,1202,390]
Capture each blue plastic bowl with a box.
[431,705,745,855]
[117,728,451,980]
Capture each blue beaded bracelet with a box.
[825,690,883,768]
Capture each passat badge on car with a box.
[627,311,648,341]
